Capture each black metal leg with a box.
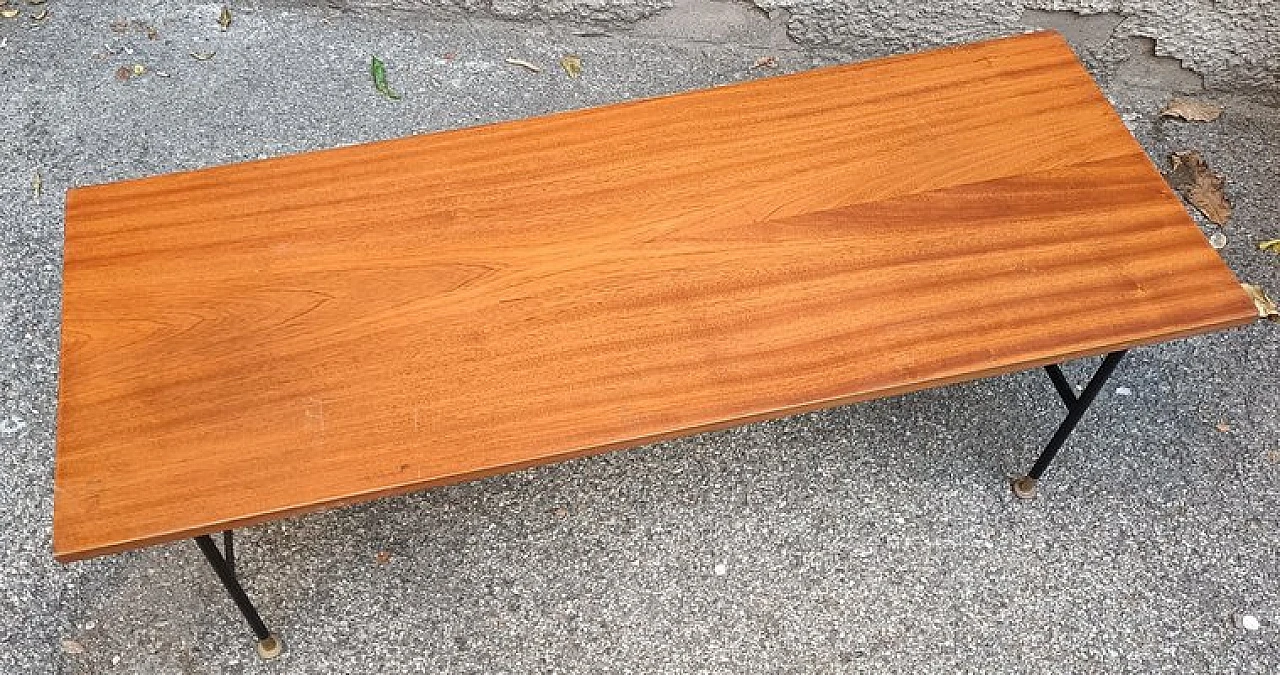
[222,530,234,571]
[194,533,283,659]
[1043,364,1076,407]
[1013,350,1127,499]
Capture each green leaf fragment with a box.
[370,55,401,100]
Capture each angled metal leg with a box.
[194,533,283,659]
[1013,350,1127,499]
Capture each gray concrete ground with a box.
[2,0,1278,672]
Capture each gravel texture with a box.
[1,1,1277,672]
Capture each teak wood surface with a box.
[55,32,1257,562]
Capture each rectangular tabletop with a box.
[55,31,1257,561]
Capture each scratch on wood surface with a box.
[304,398,326,433]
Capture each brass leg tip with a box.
[255,634,283,660]
[1011,476,1039,500]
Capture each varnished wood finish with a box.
[55,32,1257,562]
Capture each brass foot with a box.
[1011,476,1038,500]
[255,634,283,660]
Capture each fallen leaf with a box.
[1214,422,1231,433]
[146,26,158,40]
[1259,239,1280,254]
[0,8,18,18]
[504,58,541,73]
[370,55,400,100]
[114,65,131,81]
[1160,97,1223,122]
[1209,232,1227,249]
[560,54,582,78]
[131,63,145,76]
[60,639,85,654]
[374,551,391,564]
[31,169,41,200]
[190,51,216,61]
[218,6,231,31]
[752,55,777,69]
[1241,283,1278,322]
[1167,151,1231,225]
[30,7,46,20]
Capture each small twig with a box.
[504,58,541,73]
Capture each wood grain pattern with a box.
[54,32,1257,562]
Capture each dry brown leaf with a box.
[374,550,391,564]
[0,8,19,18]
[1241,283,1278,321]
[504,58,541,73]
[114,66,131,81]
[1259,239,1280,254]
[1167,151,1231,225]
[1160,97,1222,122]
[1215,422,1231,433]
[218,6,231,31]
[560,54,582,78]
[752,56,777,69]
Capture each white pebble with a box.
[0,416,25,434]
[713,563,727,576]
[1241,615,1261,631]
[1115,387,1133,396]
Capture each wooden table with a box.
[55,31,1259,656]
